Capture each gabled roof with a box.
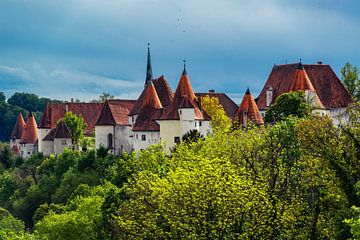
[158,68,208,120]
[54,121,71,139]
[96,99,137,126]
[257,63,353,110]
[195,92,239,119]
[38,103,104,131]
[235,88,264,126]
[133,82,163,132]
[129,76,173,116]
[20,112,38,144]
[11,112,25,139]
[43,128,57,141]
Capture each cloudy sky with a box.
[1,0,360,103]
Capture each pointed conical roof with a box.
[20,112,38,144]
[235,89,264,126]
[290,62,315,91]
[174,65,196,101]
[39,103,51,128]
[159,65,208,120]
[145,44,153,86]
[129,76,173,116]
[54,120,71,139]
[11,112,25,139]
[133,82,163,131]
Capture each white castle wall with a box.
[133,131,160,152]
[54,138,72,155]
[38,128,51,153]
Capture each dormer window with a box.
[266,86,273,107]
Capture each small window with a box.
[141,134,146,141]
[61,139,67,145]
[179,110,182,115]
[199,121,202,126]
[108,133,113,148]
[28,152,31,155]
[174,137,180,144]
[195,122,197,127]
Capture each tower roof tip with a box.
[145,43,153,86]
[245,87,250,95]
[182,59,187,75]
[297,60,304,70]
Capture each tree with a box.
[0,92,5,104]
[0,207,25,237]
[201,95,232,133]
[99,92,114,103]
[265,91,311,123]
[341,62,360,101]
[182,129,203,143]
[62,111,87,145]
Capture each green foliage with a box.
[344,206,360,240]
[341,62,360,101]
[201,95,232,133]
[182,129,203,143]
[62,111,87,144]
[265,91,311,123]
[99,92,114,102]
[0,207,25,238]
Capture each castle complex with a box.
[10,48,353,158]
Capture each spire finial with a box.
[145,43,153,87]
[182,59,187,75]
[297,58,304,70]
[245,86,250,95]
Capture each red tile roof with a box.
[11,112,25,139]
[159,70,208,120]
[39,103,104,131]
[196,93,239,119]
[257,63,353,110]
[236,89,264,126]
[54,121,71,139]
[290,63,315,91]
[133,82,163,132]
[20,112,38,144]
[96,99,137,126]
[129,76,173,116]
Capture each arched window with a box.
[108,133,113,148]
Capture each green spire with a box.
[145,43,153,86]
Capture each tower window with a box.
[174,137,180,144]
[141,134,146,141]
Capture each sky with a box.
[1,0,360,104]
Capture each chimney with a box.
[208,89,215,93]
[71,98,74,103]
[317,60,323,65]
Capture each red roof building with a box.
[11,112,25,140]
[20,112,38,144]
[39,102,104,133]
[256,62,353,110]
[96,100,137,126]
[129,76,173,116]
[158,67,209,121]
[132,81,163,131]
[235,88,264,127]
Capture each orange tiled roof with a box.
[236,89,264,126]
[20,112,38,144]
[256,62,353,110]
[96,99,137,126]
[129,76,173,116]
[11,112,25,139]
[159,68,208,120]
[133,82,163,131]
[39,102,104,131]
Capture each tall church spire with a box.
[145,43,153,86]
